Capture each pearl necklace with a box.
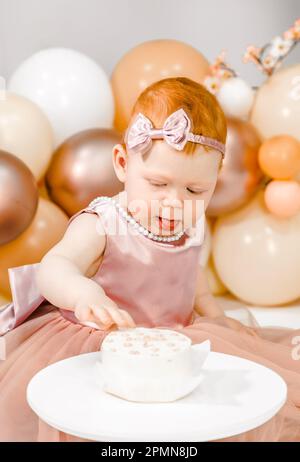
[91,196,185,243]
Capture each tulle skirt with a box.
[0,303,299,442]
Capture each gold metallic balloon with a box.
[0,197,68,297]
[207,118,263,217]
[0,150,38,245]
[111,39,210,132]
[45,128,124,216]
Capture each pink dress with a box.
[0,196,299,442]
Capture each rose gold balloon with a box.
[207,118,263,217]
[45,128,124,216]
[0,198,68,297]
[0,150,38,245]
[111,39,210,132]
[258,135,300,180]
[250,64,300,141]
[264,180,300,218]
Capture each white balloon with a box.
[213,191,300,306]
[217,77,255,120]
[8,48,114,147]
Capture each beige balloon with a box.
[212,191,300,306]
[111,39,210,132]
[0,92,54,180]
[250,64,300,141]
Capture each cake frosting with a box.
[101,327,191,356]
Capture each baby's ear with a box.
[112,144,127,182]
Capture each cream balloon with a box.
[8,48,114,147]
[213,191,300,306]
[250,64,300,141]
[0,92,54,179]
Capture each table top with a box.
[218,294,300,329]
[27,351,287,442]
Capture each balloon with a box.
[212,191,300,306]
[111,39,210,132]
[0,151,38,245]
[38,178,51,201]
[45,128,124,216]
[264,180,300,218]
[207,118,263,217]
[8,48,114,147]
[217,77,255,120]
[0,198,68,297]
[0,92,54,179]
[258,135,300,180]
[250,64,300,141]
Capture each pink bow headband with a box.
[124,108,226,158]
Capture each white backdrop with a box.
[0,0,299,87]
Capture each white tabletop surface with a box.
[217,294,300,329]
[27,351,287,442]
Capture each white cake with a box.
[95,327,211,402]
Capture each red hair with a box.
[122,77,227,165]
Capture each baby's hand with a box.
[74,296,136,330]
[211,315,258,336]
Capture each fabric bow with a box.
[125,108,191,153]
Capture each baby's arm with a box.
[193,266,224,318]
[193,266,257,335]
[36,212,135,328]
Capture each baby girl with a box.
[0,77,299,442]
[36,78,251,334]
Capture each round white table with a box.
[27,351,287,442]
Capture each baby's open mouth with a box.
[157,216,180,232]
